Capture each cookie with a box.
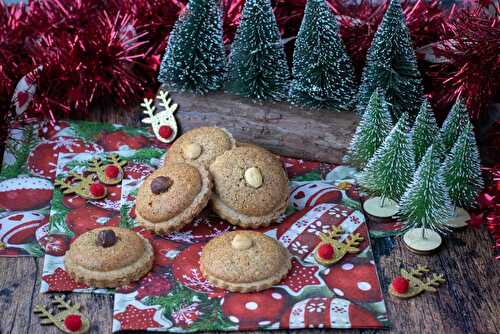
[164,127,236,168]
[135,162,212,234]
[64,227,153,288]
[200,231,291,292]
[209,146,289,228]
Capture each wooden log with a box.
[161,88,359,164]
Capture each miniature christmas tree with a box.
[412,99,444,164]
[289,0,356,110]
[356,0,423,119]
[158,0,226,94]
[398,145,452,252]
[442,122,483,209]
[344,89,393,169]
[440,98,469,152]
[225,0,289,101]
[360,112,415,202]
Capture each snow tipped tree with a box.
[158,0,226,94]
[360,112,415,202]
[225,0,289,101]
[398,144,453,234]
[344,89,393,168]
[356,0,423,120]
[440,98,469,152]
[289,0,356,110]
[442,122,483,208]
[412,98,444,164]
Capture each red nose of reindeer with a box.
[159,125,173,139]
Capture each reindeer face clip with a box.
[141,90,178,143]
[313,226,364,266]
[389,265,446,299]
[34,295,90,333]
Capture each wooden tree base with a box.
[445,207,470,229]
[363,196,399,223]
[160,88,359,164]
[403,228,442,255]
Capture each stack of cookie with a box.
[135,127,292,292]
[135,126,289,232]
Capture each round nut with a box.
[244,167,263,188]
[150,176,173,194]
[231,234,253,250]
[182,142,202,160]
[96,230,117,248]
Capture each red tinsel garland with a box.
[428,4,500,121]
[26,11,148,119]
[471,166,500,260]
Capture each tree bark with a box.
[162,88,359,164]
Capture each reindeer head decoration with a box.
[55,172,107,200]
[389,265,446,299]
[34,295,90,333]
[141,90,178,143]
[313,225,364,266]
[87,153,127,185]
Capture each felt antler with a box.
[53,295,81,313]
[107,153,127,167]
[140,98,156,123]
[344,233,364,253]
[158,90,179,113]
[319,225,343,243]
[34,304,58,325]
[87,157,103,174]
[422,273,446,292]
[407,264,430,278]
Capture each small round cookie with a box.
[200,231,291,292]
[164,127,235,168]
[64,227,153,288]
[209,146,289,228]
[135,162,212,234]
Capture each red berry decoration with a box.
[104,165,120,179]
[391,276,410,294]
[158,125,173,139]
[89,182,105,197]
[64,314,83,332]
[317,243,334,260]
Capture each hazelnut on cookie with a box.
[164,127,235,168]
[200,231,291,292]
[135,162,212,234]
[209,146,289,228]
[64,227,154,288]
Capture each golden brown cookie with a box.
[209,146,289,228]
[135,162,212,234]
[164,127,236,168]
[64,227,153,288]
[200,231,291,292]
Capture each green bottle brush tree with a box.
[356,0,423,120]
[289,0,356,110]
[158,0,226,94]
[225,0,289,101]
[398,145,453,253]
